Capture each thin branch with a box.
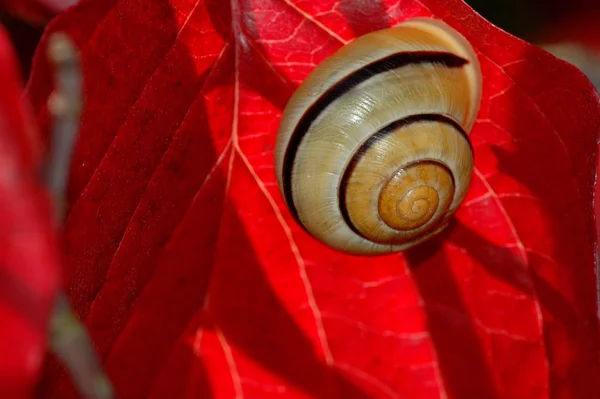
[45,32,81,224]
[49,293,116,399]
[43,32,116,399]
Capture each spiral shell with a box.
[274,17,482,255]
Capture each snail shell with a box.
[274,17,482,255]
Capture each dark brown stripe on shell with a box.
[282,51,469,225]
[338,114,469,241]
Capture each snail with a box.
[274,17,482,255]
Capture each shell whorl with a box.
[274,17,482,255]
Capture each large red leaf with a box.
[0,25,60,398]
[26,0,600,397]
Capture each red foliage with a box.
[24,0,600,398]
[0,25,60,399]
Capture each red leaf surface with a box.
[0,26,60,399]
[26,0,600,397]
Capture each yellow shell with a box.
[274,17,482,255]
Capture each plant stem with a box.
[44,32,116,399]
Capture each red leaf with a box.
[0,25,60,398]
[26,0,600,398]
